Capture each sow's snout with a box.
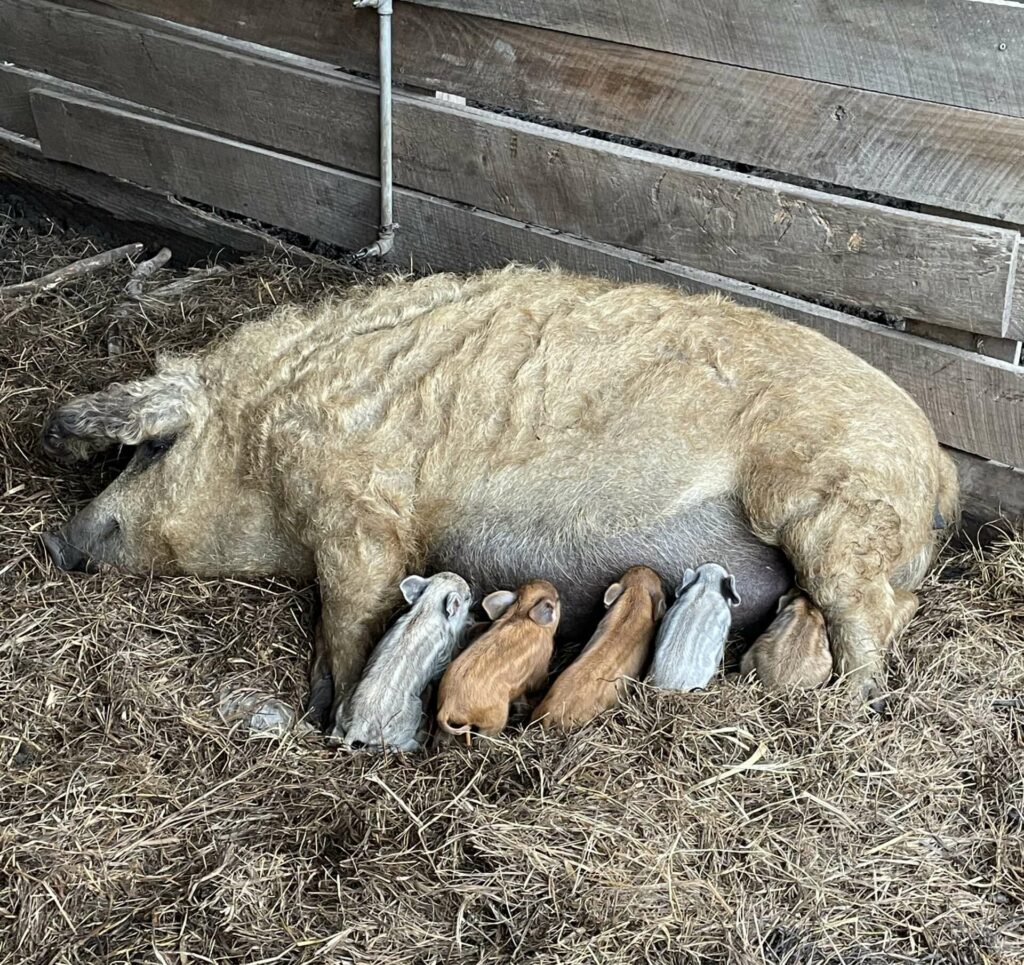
[40,532,96,573]
[40,511,120,573]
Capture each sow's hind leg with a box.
[743,466,937,709]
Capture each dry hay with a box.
[1,215,1022,965]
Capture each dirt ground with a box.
[1,212,1022,964]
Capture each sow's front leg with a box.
[306,538,406,734]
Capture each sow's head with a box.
[40,355,295,578]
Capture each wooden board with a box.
[0,66,40,138]
[900,320,1022,366]
[409,0,1024,118]
[19,55,1021,336]
[56,1,1024,224]
[25,94,1024,467]
[948,449,1024,526]
[0,128,306,261]
[14,2,1024,225]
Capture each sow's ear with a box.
[400,575,430,604]
[529,597,558,627]
[723,574,742,608]
[482,589,517,621]
[42,357,205,464]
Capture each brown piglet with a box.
[436,580,560,739]
[532,566,665,731]
[740,590,832,690]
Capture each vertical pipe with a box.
[354,0,396,259]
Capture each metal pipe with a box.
[354,0,396,259]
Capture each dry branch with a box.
[0,241,143,298]
[124,246,172,299]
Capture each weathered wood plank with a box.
[59,0,1024,223]
[948,449,1024,526]
[1010,256,1024,339]
[900,319,1022,366]
[17,2,1024,225]
[0,66,40,137]
[25,70,1020,336]
[25,93,1024,467]
[30,92,380,250]
[0,128,303,260]
[409,0,1024,118]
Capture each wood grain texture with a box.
[68,0,1024,223]
[0,128,301,259]
[901,319,1022,366]
[409,0,1024,117]
[16,2,1024,224]
[26,93,1024,466]
[948,449,1024,525]
[22,57,1021,335]
[0,66,40,137]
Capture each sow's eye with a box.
[135,435,176,469]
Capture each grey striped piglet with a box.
[648,563,740,691]
[338,571,473,752]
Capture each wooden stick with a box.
[124,246,172,299]
[0,242,143,298]
[144,265,227,301]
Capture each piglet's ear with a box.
[482,589,517,621]
[400,575,430,604]
[529,597,558,627]
[653,593,667,621]
[723,575,742,608]
[603,582,624,608]
[444,591,464,618]
[676,568,698,595]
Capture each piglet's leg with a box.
[314,538,406,738]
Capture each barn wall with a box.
[1,0,1022,510]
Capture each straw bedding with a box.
[1,214,1022,964]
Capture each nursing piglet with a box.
[437,580,560,739]
[740,590,832,690]
[532,566,665,730]
[339,572,472,752]
[648,563,740,691]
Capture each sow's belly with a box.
[425,497,791,639]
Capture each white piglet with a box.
[648,563,741,691]
[338,572,473,752]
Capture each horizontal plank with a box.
[64,1,1024,223]
[899,320,1022,366]
[0,127,307,261]
[948,449,1024,526]
[25,92,1024,467]
[410,0,1024,118]
[12,15,1019,337]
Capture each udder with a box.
[426,497,791,638]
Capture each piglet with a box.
[338,571,472,752]
[648,563,740,691]
[740,590,832,690]
[532,566,665,731]
[437,579,560,740]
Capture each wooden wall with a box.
[1,0,1022,512]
